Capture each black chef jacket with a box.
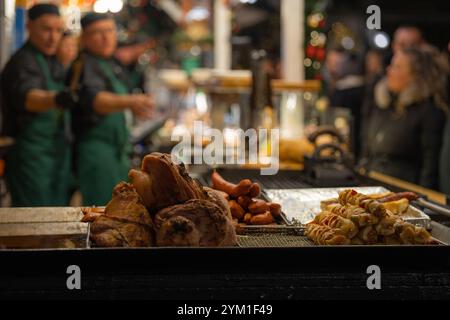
[0,41,65,137]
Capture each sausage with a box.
[237,196,253,209]
[248,199,270,214]
[229,200,245,220]
[269,202,282,218]
[377,192,419,203]
[243,213,252,224]
[211,171,252,198]
[232,179,253,197]
[211,171,236,195]
[250,211,274,225]
[248,183,261,198]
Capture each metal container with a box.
[265,186,432,229]
[0,207,89,249]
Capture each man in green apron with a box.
[70,13,153,206]
[0,4,75,206]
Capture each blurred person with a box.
[57,31,79,70]
[383,25,425,69]
[114,39,156,93]
[441,113,450,194]
[328,51,365,158]
[391,26,424,54]
[439,41,450,194]
[0,3,75,206]
[365,50,384,84]
[323,48,346,96]
[69,13,155,206]
[361,45,448,189]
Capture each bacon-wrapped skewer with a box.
[375,216,399,236]
[305,224,350,245]
[326,203,379,227]
[338,189,387,218]
[394,221,435,244]
[313,212,358,238]
[357,225,378,244]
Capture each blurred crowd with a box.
[323,26,450,193]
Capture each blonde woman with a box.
[361,45,448,189]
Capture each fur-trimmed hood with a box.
[374,77,426,113]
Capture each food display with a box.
[321,191,420,216]
[306,189,437,245]
[79,161,440,248]
[82,153,237,248]
[210,171,283,226]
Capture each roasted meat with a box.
[154,199,237,247]
[86,153,238,248]
[129,153,207,211]
[90,182,154,247]
[203,187,232,219]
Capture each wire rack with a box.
[237,233,314,247]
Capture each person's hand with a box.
[55,88,78,110]
[129,94,155,120]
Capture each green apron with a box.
[76,57,131,206]
[5,51,71,206]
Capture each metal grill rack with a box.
[235,225,311,248]
[237,233,314,247]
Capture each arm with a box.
[78,57,154,119]
[10,52,54,113]
[25,89,57,112]
[92,91,132,115]
[92,91,154,118]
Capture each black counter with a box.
[1,168,449,300]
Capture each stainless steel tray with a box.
[0,207,89,249]
[265,186,432,229]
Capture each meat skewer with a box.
[305,224,350,245]
[326,203,379,227]
[338,189,387,218]
[312,212,358,238]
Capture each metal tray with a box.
[264,186,432,229]
[0,207,89,249]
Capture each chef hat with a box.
[81,12,112,30]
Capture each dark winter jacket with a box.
[361,80,446,190]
